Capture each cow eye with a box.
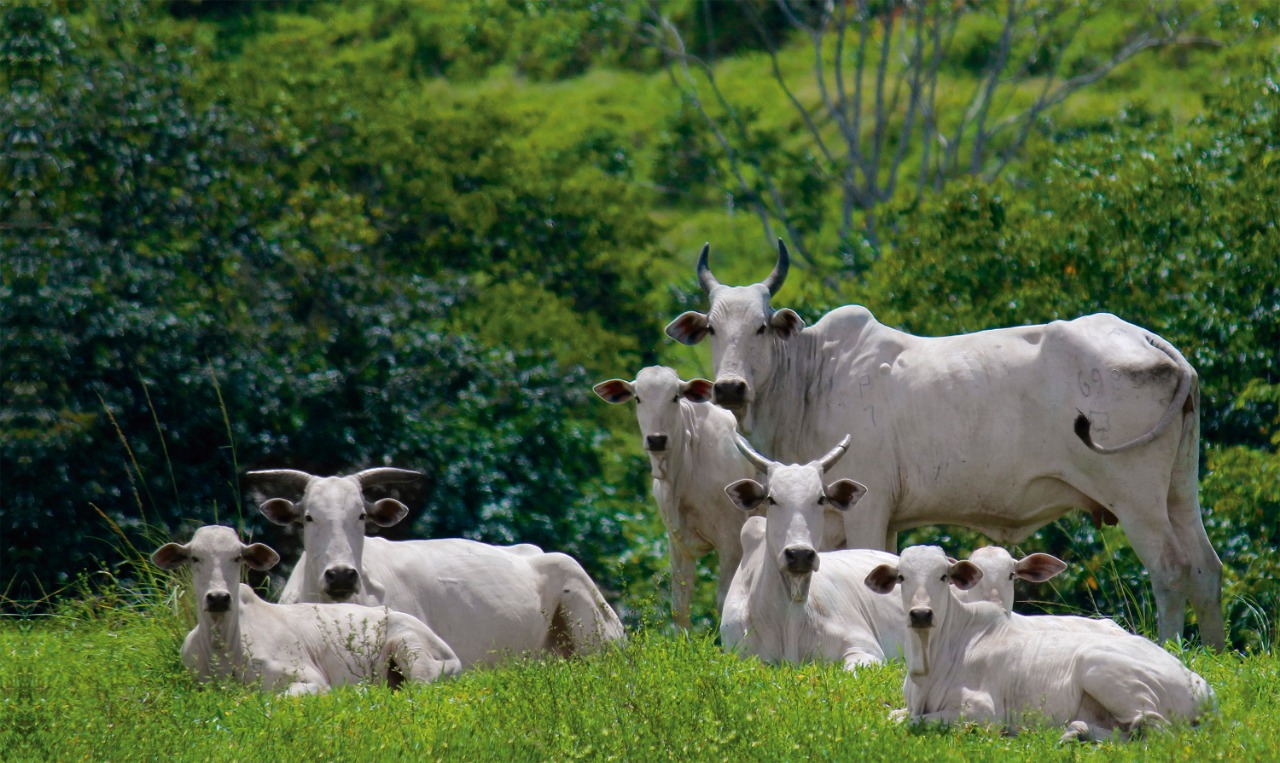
[706,326,716,336]
[672,395,681,403]
[816,495,826,505]
[940,574,949,581]
[1008,573,1016,580]
[635,397,642,405]
[358,512,367,521]
[756,325,766,335]
[304,514,314,523]
[190,556,201,563]
[767,496,777,505]
[897,574,905,582]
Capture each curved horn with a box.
[244,469,314,502]
[762,239,790,296]
[732,432,774,473]
[696,243,720,293]
[816,434,853,472]
[354,467,424,488]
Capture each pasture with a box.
[3,598,1273,762]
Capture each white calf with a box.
[152,526,460,695]
[720,435,905,669]
[957,546,1125,634]
[865,545,1215,741]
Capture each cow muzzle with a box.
[645,434,668,452]
[783,546,818,575]
[712,378,748,409]
[909,607,934,629]
[323,565,360,600]
[205,590,232,613]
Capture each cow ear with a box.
[1014,553,1067,583]
[151,543,191,571]
[259,498,302,526]
[948,560,984,591]
[724,479,767,512]
[770,308,804,339]
[665,311,710,345]
[824,479,867,512]
[680,378,714,404]
[367,498,409,528]
[593,379,635,404]
[239,543,280,572]
[864,564,900,594]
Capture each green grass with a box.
[3,598,1274,762]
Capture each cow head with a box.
[724,433,866,603]
[247,467,422,602]
[593,366,714,480]
[955,546,1068,612]
[152,525,279,621]
[664,241,804,433]
[864,545,982,678]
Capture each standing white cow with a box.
[152,525,460,694]
[719,434,906,670]
[246,468,625,668]
[956,546,1125,634]
[595,366,828,628]
[864,545,1215,741]
[665,240,1223,649]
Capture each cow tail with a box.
[1074,334,1194,455]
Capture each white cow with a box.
[719,434,906,670]
[595,366,842,628]
[957,546,1125,634]
[864,545,1215,741]
[246,468,625,668]
[152,525,460,694]
[665,240,1223,649]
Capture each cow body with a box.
[250,469,625,668]
[865,546,1215,741]
[666,242,1223,648]
[719,436,905,669]
[154,526,460,695]
[595,366,842,627]
[958,546,1125,635]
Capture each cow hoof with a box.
[1058,721,1091,743]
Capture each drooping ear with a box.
[1014,553,1068,583]
[823,479,867,512]
[665,311,710,345]
[680,378,714,404]
[593,379,635,404]
[259,497,302,526]
[864,564,900,594]
[239,543,281,571]
[724,479,767,512]
[367,498,410,528]
[770,308,804,338]
[151,542,191,571]
[948,560,984,591]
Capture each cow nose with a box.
[783,547,817,574]
[205,591,232,613]
[646,434,668,452]
[324,565,359,595]
[909,607,934,629]
[713,379,747,407]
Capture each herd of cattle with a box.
[153,242,1221,741]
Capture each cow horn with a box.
[354,467,423,488]
[733,433,774,473]
[816,434,853,472]
[762,239,790,296]
[696,243,720,293]
[244,468,314,498]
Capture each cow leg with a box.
[669,536,696,631]
[535,553,626,656]
[842,494,893,551]
[1165,416,1225,649]
[386,618,461,683]
[714,544,742,616]
[1111,506,1189,644]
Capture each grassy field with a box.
[2,594,1274,762]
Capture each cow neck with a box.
[751,329,828,463]
[659,400,698,490]
[196,594,246,676]
[908,595,1000,695]
[750,545,817,662]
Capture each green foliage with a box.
[3,604,1269,761]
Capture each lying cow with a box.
[719,434,905,670]
[957,546,1124,634]
[595,366,842,628]
[864,545,1215,741]
[246,467,625,667]
[152,525,460,694]
[666,240,1223,648]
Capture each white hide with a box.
[666,241,1223,649]
[719,438,905,670]
[152,526,460,695]
[957,546,1125,635]
[865,546,1215,741]
[248,469,625,668]
[594,366,841,628]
